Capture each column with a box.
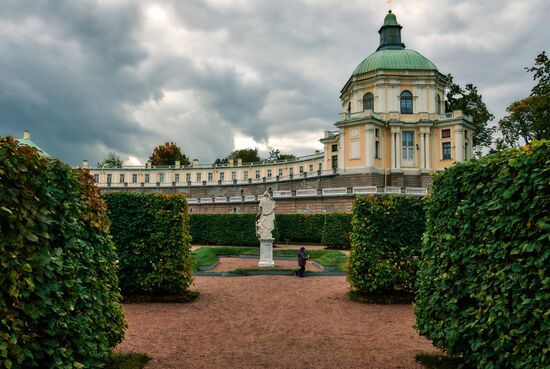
[365,125,375,169]
[338,128,345,171]
[455,126,464,163]
[420,127,431,170]
[390,126,401,170]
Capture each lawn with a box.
[105,352,150,369]
[191,246,347,272]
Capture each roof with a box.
[352,49,438,76]
[16,137,51,157]
[383,10,399,26]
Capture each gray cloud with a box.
[1,0,548,165]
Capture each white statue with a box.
[256,191,276,240]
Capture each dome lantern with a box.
[377,10,405,51]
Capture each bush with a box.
[276,214,325,243]
[348,195,426,294]
[104,193,193,295]
[321,214,352,248]
[415,141,550,369]
[0,137,125,369]
[190,214,260,246]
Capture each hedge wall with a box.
[0,137,125,369]
[104,193,193,295]
[190,214,260,246]
[348,195,426,294]
[321,214,352,249]
[415,141,550,369]
[276,214,325,243]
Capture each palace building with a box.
[76,10,473,213]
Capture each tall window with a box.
[219,172,224,181]
[331,155,338,171]
[232,171,237,180]
[158,173,164,183]
[132,174,137,183]
[299,166,304,174]
[174,173,179,183]
[208,172,213,182]
[93,174,99,183]
[243,171,249,180]
[435,94,442,114]
[289,168,294,175]
[331,144,338,152]
[196,173,201,182]
[363,93,374,111]
[401,130,415,166]
[144,174,150,183]
[119,174,125,183]
[255,170,260,179]
[400,90,413,114]
[107,174,112,183]
[278,169,283,177]
[267,169,272,178]
[375,141,381,159]
[185,173,191,182]
[442,142,452,160]
[347,101,351,114]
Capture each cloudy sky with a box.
[1,0,548,165]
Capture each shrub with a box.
[348,195,425,294]
[104,193,193,295]
[276,214,325,243]
[0,137,125,369]
[190,214,260,246]
[415,141,550,369]
[321,214,352,248]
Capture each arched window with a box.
[400,90,413,114]
[435,94,441,114]
[347,101,351,114]
[363,93,374,111]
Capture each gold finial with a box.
[386,0,393,11]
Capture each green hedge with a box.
[348,195,426,294]
[276,214,325,243]
[104,193,193,295]
[190,214,260,246]
[415,141,550,369]
[0,137,125,369]
[321,214,352,248]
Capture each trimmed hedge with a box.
[104,193,193,295]
[415,141,550,369]
[348,195,426,294]
[190,214,260,246]
[321,214,352,249]
[276,214,325,243]
[0,137,125,368]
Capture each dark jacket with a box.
[298,250,309,266]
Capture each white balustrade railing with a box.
[296,189,318,197]
[322,187,347,196]
[244,195,257,202]
[200,197,213,203]
[187,198,199,204]
[384,186,402,194]
[214,197,227,203]
[229,196,243,203]
[353,186,378,195]
[405,187,428,196]
[272,190,292,198]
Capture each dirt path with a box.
[117,276,437,369]
[211,258,322,272]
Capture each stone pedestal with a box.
[258,238,275,268]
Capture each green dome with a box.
[352,49,438,76]
[383,11,399,26]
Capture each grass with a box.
[415,353,466,369]
[105,352,151,369]
[191,246,348,272]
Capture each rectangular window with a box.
[299,166,303,174]
[196,173,201,182]
[243,171,249,180]
[107,174,112,183]
[350,140,360,159]
[175,173,179,183]
[232,171,237,180]
[442,142,452,160]
[208,172,213,182]
[289,168,294,175]
[144,174,150,183]
[93,174,99,183]
[219,172,225,181]
[119,174,125,183]
[267,169,272,178]
[375,141,381,159]
[464,129,468,139]
[401,131,415,164]
[132,174,137,183]
[331,144,338,152]
[331,155,338,170]
[442,129,451,138]
[318,163,322,171]
[375,128,380,138]
[158,173,164,183]
[186,173,191,182]
[309,164,313,172]
[278,168,283,177]
[255,170,260,179]
[464,143,469,160]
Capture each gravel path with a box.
[211,258,322,272]
[117,276,437,369]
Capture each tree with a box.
[149,142,190,166]
[497,51,550,148]
[445,74,495,156]
[215,148,261,164]
[100,152,122,168]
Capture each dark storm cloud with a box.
[0,0,548,164]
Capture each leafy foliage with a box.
[445,74,495,155]
[497,51,550,149]
[0,136,125,369]
[149,142,190,166]
[103,193,193,295]
[100,152,123,168]
[276,214,325,243]
[268,149,296,162]
[321,214,352,249]
[415,141,550,369]
[348,196,426,294]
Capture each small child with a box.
[296,246,309,277]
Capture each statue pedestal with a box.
[258,238,275,268]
